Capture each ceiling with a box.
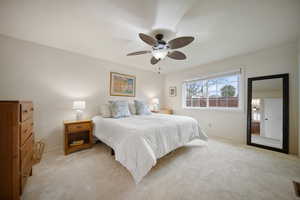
[0,0,300,73]
[253,78,283,92]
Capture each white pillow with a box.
[100,104,112,118]
[134,100,152,115]
[128,102,136,115]
[109,100,131,118]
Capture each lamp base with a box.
[75,110,83,121]
[153,104,160,112]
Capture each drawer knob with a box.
[23,110,28,113]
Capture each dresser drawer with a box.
[21,134,34,161]
[20,162,32,194]
[20,142,33,194]
[21,145,33,183]
[21,141,33,173]
[20,131,33,195]
[20,102,34,122]
[21,150,33,174]
[20,118,34,145]
[68,123,90,133]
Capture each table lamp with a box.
[152,98,160,112]
[73,101,85,120]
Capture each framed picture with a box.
[169,86,177,97]
[110,72,136,97]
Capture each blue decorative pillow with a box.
[134,100,152,115]
[109,101,131,118]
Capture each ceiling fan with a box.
[127,33,194,65]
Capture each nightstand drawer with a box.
[151,109,173,114]
[68,123,90,133]
[160,109,173,114]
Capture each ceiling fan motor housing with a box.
[155,33,164,40]
[155,34,167,46]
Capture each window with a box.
[183,70,241,109]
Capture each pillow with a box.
[100,104,112,118]
[134,100,152,115]
[128,102,136,115]
[109,100,131,118]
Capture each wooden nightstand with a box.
[152,108,173,114]
[64,119,93,155]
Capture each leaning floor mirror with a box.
[247,74,289,153]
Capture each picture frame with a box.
[110,72,136,97]
[169,86,177,97]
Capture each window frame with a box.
[182,69,244,112]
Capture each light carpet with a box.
[23,138,300,200]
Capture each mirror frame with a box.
[247,73,289,154]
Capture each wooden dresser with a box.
[0,101,34,200]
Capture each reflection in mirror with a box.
[251,78,283,149]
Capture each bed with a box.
[92,113,208,183]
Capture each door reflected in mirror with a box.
[251,78,283,148]
[247,74,288,153]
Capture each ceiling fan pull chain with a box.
[157,66,161,74]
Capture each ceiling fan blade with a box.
[151,57,160,65]
[167,51,187,60]
[168,36,194,49]
[127,51,151,56]
[139,33,157,46]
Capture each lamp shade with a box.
[72,101,86,110]
[152,98,159,105]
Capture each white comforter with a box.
[92,114,208,183]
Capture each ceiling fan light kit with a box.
[127,32,194,71]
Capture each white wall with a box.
[165,42,299,155]
[0,34,165,152]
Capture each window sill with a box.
[182,106,244,112]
